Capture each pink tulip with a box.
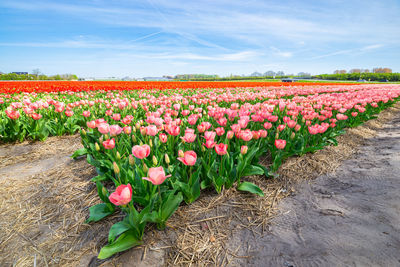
[178,151,197,166]
[226,130,234,139]
[215,143,228,155]
[166,125,180,136]
[109,184,132,206]
[112,113,121,121]
[240,129,253,142]
[181,132,196,143]
[204,131,216,141]
[215,127,225,136]
[132,144,151,159]
[277,124,286,132]
[109,125,123,136]
[87,120,96,129]
[203,139,216,149]
[336,114,348,120]
[287,120,296,128]
[123,126,132,134]
[98,123,110,134]
[65,110,74,117]
[31,113,42,120]
[159,133,168,143]
[103,138,115,149]
[263,122,272,130]
[188,114,198,125]
[275,139,286,150]
[146,125,158,136]
[142,167,171,185]
[82,110,91,117]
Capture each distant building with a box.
[12,72,28,75]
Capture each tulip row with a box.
[75,85,399,258]
[1,82,400,259]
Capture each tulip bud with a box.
[55,117,58,123]
[81,129,87,136]
[99,135,104,142]
[95,143,100,151]
[135,122,140,130]
[140,127,146,136]
[164,153,170,165]
[291,132,296,140]
[131,134,137,143]
[275,132,279,139]
[201,145,206,152]
[143,163,148,173]
[104,134,109,140]
[129,154,135,166]
[178,150,184,158]
[152,155,158,166]
[113,162,120,175]
[116,151,121,160]
[302,117,305,123]
[149,139,153,148]
[102,187,108,197]
[241,145,248,155]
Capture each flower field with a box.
[1,81,400,259]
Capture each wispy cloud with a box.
[311,44,384,59]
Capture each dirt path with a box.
[228,115,400,266]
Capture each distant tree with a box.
[251,71,262,77]
[276,71,285,76]
[349,69,361,74]
[373,67,392,73]
[297,72,311,77]
[264,70,275,77]
[334,69,347,74]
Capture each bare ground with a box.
[0,103,399,266]
[227,113,400,266]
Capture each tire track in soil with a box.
[228,115,400,267]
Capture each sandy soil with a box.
[227,114,400,267]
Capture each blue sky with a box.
[0,0,399,77]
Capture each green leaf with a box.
[242,165,265,177]
[71,148,87,159]
[161,191,183,221]
[98,231,142,259]
[237,182,264,197]
[86,203,115,223]
[108,218,131,243]
[91,174,108,182]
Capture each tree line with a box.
[0,72,78,81]
[314,72,400,81]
